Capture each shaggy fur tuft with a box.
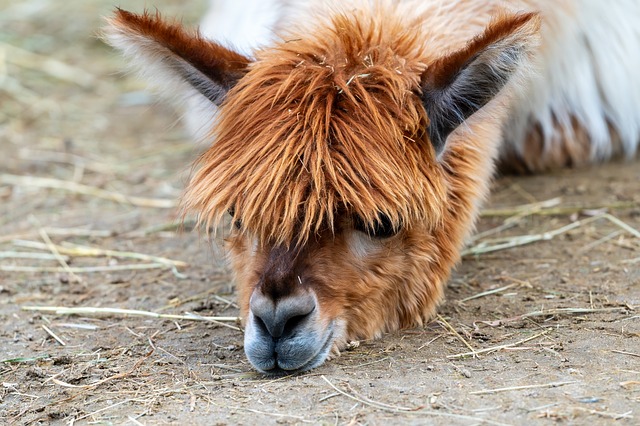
[182,9,449,246]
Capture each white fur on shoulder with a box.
[507,0,640,161]
[199,0,289,54]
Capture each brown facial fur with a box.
[230,224,447,342]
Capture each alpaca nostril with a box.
[281,311,314,337]
[250,290,316,339]
[253,314,269,336]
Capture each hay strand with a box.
[1,41,96,87]
[41,324,66,346]
[36,223,81,283]
[1,263,171,273]
[22,305,239,323]
[321,376,512,425]
[470,380,577,395]
[0,173,176,208]
[463,213,640,257]
[437,315,477,357]
[13,239,187,268]
[448,328,553,359]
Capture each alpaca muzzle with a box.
[244,289,335,374]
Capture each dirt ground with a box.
[1,1,639,425]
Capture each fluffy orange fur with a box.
[182,12,446,247]
[105,4,540,367]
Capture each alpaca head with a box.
[105,5,538,374]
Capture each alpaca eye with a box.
[227,207,242,230]
[353,213,399,238]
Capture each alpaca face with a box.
[213,48,449,372]
[105,5,539,374]
[228,213,448,373]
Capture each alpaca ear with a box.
[420,12,540,157]
[103,8,251,106]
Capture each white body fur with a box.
[509,0,640,162]
[195,0,640,164]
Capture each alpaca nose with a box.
[249,290,316,339]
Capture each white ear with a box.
[103,8,251,107]
[420,12,540,157]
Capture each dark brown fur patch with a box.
[424,12,539,89]
[498,116,625,173]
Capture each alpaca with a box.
[105,0,640,374]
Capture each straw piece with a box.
[321,375,414,411]
[481,200,638,217]
[470,381,577,395]
[0,251,68,261]
[602,213,640,238]
[611,350,640,358]
[437,315,477,357]
[479,306,630,328]
[183,312,242,331]
[463,212,640,257]
[21,305,239,323]
[321,376,512,425]
[1,263,169,273]
[463,216,598,257]
[13,240,187,267]
[227,406,312,422]
[36,224,81,283]
[460,283,519,302]
[479,197,562,217]
[0,173,176,208]
[523,307,629,318]
[41,324,66,346]
[448,328,552,359]
[42,227,116,238]
[577,230,623,254]
[18,148,124,175]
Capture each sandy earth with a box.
[1,1,639,424]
